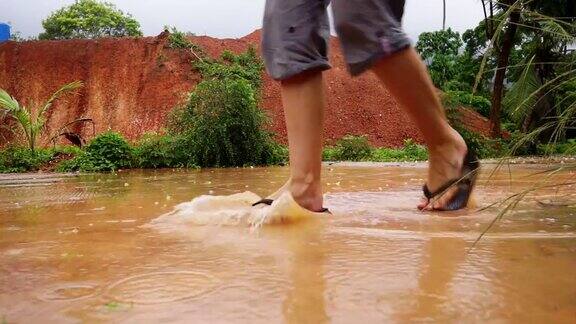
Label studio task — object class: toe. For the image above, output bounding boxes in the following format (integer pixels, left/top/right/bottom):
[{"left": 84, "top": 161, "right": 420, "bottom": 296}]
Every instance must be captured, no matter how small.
[{"left": 417, "top": 197, "right": 430, "bottom": 210}]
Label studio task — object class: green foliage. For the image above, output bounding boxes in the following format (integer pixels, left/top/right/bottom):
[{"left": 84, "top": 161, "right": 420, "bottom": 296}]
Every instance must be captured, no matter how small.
[
  {"left": 133, "top": 132, "right": 181, "bottom": 168},
  {"left": 331, "top": 135, "right": 374, "bottom": 161},
  {"left": 163, "top": 26, "right": 204, "bottom": 55},
  {"left": 416, "top": 28, "right": 462, "bottom": 60},
  {"left": 0, "top": 81, "right": 83, "bottom": 152},
  {"left": 0, "top": 147, "right": 53, "bottom": 173},
  {"left": 460, "top": 128, "right": 503, "bottom": 158},
  {"left": 538, "top": 139, "right": 576, "bottom": 156},
  {"left": 416, "top": 28, "right": 489, "bottom": 92},
  {"left": 322, "top": 137, "right": 428, "bottom": 162},
  {"left": 168, "top": 78, "right": 276, "bottom": 167},
  {"left": 443, "top": 90, "right": 491, "bottom": 117},
  {"left": 61, "top": 131, "right": 133, "bottom": 172},
  {"left": 370, "top": 142, "right": 428, "bottom": 162},
  {"left": 195, "top": 47, "right": 264, "bottom": 91},
  {"left": 39, "top": 0, "right": 142, "bottom": 40}
]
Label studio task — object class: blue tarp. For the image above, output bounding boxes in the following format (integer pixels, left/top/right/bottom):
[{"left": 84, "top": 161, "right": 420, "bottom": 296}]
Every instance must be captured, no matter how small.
[{"left": 0, "top": 23, "right": 11, "bottom": 42}]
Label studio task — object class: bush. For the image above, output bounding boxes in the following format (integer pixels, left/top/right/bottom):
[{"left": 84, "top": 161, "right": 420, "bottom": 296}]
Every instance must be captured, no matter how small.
[
  {"left": 164, "top": 26, "right": 205, "bottom": 55},
  {"left": 194, "top": 47, "right": 264, "bottom": 91},
  {"left": 537, "top": 139, "right": 576, "bottom": 156},
  {"left": 332, "top": 135, "right": 374, "bottom": 161},
  {"left": 133, "top": 133, "right": 181, "bottom": 168},
  {"left": 371, "top": 139, "right": 428, "bottom": 162},
  {"left": 443, "top": 90, "right": 491, "bottom": 118},
  {"left": 60, "top": 131, "right": 133, "bottom": 172},
  {"left": 0, "top": 147, "right": 53, "bottom": 173},
  {"left": 168, "top": 79, "right": 278, "bottom": 167}
]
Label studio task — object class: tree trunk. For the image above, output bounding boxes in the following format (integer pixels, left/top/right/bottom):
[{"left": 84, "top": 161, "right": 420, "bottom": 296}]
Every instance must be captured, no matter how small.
[
  {"left": 442, "top": 0, "right": 446, "bottom": 30},
  {"left": 489, "top": 4, "right": 520, "bottom": 138}
]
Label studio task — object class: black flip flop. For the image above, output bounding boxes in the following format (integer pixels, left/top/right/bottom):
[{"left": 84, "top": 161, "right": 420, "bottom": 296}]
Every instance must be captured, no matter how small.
[
  {"left": 421, "top": 150, "right": 480, "bottom": 211},
  {"left": 252, "top": 199, "right": 331, "bottom": 214}
]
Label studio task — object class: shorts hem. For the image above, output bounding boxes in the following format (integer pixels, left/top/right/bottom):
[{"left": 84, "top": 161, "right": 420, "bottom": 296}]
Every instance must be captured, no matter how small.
[
  {"left": 269, "top": 62, "right": 332, "bottom": 81},
  {"left": 348, "top": 41, "right": 412, "bottom": 77}
]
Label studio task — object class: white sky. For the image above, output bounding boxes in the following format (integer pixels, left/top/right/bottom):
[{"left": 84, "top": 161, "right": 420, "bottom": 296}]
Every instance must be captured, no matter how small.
[{"left": 1, "top": 0, "right": 486, "bottom": 41}]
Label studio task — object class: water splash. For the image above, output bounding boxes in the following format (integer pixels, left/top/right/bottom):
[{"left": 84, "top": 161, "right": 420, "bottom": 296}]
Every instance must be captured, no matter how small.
[{"left": 146, "top": 191, "right": 328, "bottom": 232}]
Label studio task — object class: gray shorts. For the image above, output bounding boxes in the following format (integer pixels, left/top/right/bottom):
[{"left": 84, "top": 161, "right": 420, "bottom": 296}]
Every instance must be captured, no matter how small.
[{"left": 262, "top": 0, "right": 411, "bottom": 80}]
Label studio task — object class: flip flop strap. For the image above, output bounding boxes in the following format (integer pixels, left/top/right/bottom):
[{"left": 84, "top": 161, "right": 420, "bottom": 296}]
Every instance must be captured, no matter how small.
[
  {"left": 252, "top": 199, "right": 331, "bottom": 214},
  {"left": 251, "top": 199, "right": 274, "bottom": 207}
]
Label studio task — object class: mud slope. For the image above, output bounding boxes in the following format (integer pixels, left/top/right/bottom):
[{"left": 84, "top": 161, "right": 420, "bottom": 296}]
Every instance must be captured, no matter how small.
[{"left": 0, "top": 30, "right": 490, "bottom": 147}]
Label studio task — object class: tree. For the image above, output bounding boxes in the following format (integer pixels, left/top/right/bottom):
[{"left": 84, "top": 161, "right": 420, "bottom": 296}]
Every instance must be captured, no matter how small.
[
  {"left": 489, "top": 0, "right": 576, "bottom": 139},
  {"left": 416, "top": 28, "right": 464, "bottom": 89},
  {"left": 39, "top": 0, "right": 142, "bottom": 40},
  {"left": 488, "top": 0, "right": 521, "bottom": 137},
  {"left": 0, "top": 81, "right": 83, "bottom": 152}
]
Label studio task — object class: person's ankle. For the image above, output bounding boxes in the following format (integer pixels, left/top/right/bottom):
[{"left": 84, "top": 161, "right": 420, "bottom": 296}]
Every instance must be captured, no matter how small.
[
  {"left": 290, "top": 176, "right": 323, "bottom": 211},
  {"left": 427, "top": 129, "right": 467, "bottom": 156}
]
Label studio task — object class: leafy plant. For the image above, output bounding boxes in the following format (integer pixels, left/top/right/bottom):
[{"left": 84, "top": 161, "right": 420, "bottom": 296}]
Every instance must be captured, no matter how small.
[
  {"left": 443, "top": 90, "right": 492, "bottom": 117},
  {"left": 163, "top": 26, "right": 206, "bottom": 63},
  {"left": 0, "top": 147, "right": 53, "bottom": 173},
  {"left": 333, "top": 135, "right": 374, "bottom": 161},
  {"left": 0, "top": 81, "right": 83, "bottom": 152},
  {"left": 133, "top": 132, "right": 179, "bottom": 168},
  {"left": 195, "top": 47, "right": 264, "bottom": 91},
  {"left": 39, "top": 0, "right": 142, "bottom": 40},
  {"left": 61, "top": 131, "right": 133, "bottom": 172},
  {"left": 168, "top": 78, "right": 275, "bottom": 167}
]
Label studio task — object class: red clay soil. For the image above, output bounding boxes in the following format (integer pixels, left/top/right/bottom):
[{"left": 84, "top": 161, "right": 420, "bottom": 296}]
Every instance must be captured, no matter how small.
[{"left": 0, "top": 30, "right": 490, "bottom": 148}]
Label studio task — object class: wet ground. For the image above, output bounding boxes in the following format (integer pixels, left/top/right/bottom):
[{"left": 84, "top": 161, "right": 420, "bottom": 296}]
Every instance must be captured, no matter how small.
[{"left": 1, "top": 163, "right": 575, "bottom": 323}]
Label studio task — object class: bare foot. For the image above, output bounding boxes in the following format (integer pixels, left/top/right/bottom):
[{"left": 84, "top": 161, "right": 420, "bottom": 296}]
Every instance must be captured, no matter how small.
[
  {"left": 290, "top": 178, "right": 324, "bottom": 212},
  {"left": 418, "top": 130, "right": 468, "bottom": 211}
]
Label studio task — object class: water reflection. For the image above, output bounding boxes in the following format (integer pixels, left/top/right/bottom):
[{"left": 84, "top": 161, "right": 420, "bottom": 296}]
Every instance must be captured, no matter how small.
[{"left": 282, "top": 222, "right": 329, "bottom": 324}]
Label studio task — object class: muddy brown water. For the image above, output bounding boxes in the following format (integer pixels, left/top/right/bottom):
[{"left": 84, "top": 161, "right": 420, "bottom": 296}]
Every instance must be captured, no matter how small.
[{"left": 0, "top": 163, "right": 575, "bottom": 323}]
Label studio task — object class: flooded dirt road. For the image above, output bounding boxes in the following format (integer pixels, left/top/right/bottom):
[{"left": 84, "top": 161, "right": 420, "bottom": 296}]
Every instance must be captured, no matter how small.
[{"left": 1, "top": 163, "right": 575, "bottom": 323}]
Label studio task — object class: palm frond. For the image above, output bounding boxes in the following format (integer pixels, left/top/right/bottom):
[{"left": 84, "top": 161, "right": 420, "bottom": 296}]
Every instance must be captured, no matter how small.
[
  {"left": 540, "top": 19, "right": 575, "bottom": 44},
  {"left": 503, "top": 55, "right": 541, "bottom": 122},
  {"left": 0, "top": 89, "right": 22, "bottom": 113},
  {"left": 39, "top": 81, "right": 83, "bottom": 117}
]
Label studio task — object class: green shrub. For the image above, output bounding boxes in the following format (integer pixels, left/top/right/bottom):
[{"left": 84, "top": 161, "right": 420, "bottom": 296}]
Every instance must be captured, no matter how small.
[
  {"left": 322, "top": 147, "right": 339, "bottom": 161},
  {"left": 61, "top": 131, "right": 133, "bottom": 172},
  {"left": 537, "top": 139, "right": 576, "bottom": 156},
  {"left": 168, "top": 79, "right": 278, "bottom": 167},
  {"left": 133, "top": 132, "right": 180, "bottom": 168},
  {"left": 371, "top": 139, "right": 428, "bottom": 162},
  {"left": 0, "top": 147, "right": 53, "bottom": 173},
  {"left": 443, "top": 90, "right": 491, "bottom": 118},
  {"left": 194, "top": 47, "right": 263, "bottom": 91},
  {"left": 332, "top": 135, "right": 374, "bottom": 161},
  {"left": 164, "top": 26, "right": 204, "bottom": 55},
  {"left": 459, "top": 128, "right": 504, "bottom": 158}
]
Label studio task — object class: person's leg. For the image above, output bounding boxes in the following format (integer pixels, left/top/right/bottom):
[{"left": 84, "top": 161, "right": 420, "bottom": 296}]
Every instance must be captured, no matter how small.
[
  {"left": 261, "top": 0, "right": 331, "bottom": 211},
  {"left": 281, "top": 71, "right": 326, "bottom": 212},
  {"left": 371, "top": 48, "right": 467, "bottom": 210},
  {"left": 332, "top": 0, "right": 472, "bottom": 210}
]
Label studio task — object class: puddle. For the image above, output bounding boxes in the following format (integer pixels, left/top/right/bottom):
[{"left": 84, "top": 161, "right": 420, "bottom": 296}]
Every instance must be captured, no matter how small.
[
  {"left": 105, "top": 271, "right": 220, "bottom": 304},
  {"left": 0, "top": 163, "right": 575, "bottom": 323}
]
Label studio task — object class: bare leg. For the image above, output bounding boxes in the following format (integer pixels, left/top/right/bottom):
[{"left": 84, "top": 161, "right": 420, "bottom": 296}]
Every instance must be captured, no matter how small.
[
  {"left": 280, "top": 70, "right": 325, "bottom": 212},
  {"left": 371, "top": 48, "right": 468, "bottom": 210}
]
